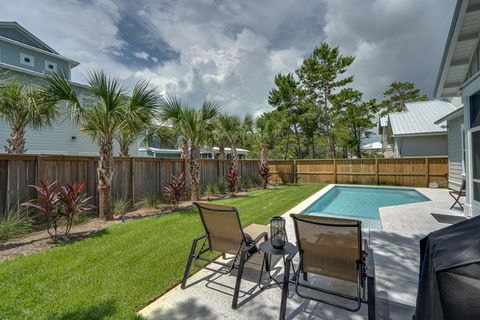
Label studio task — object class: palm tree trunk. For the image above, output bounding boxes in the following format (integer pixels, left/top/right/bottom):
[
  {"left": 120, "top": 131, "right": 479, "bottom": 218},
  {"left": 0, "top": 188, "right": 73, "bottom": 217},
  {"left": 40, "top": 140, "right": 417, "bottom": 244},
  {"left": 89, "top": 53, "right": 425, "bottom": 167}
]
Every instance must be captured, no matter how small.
[
  {"left": 189, "top": 144, "right": 200, "bottom": 201},
  {"left": 118, "top": 143, "right": 129, "bottom": 157},
  {"left": 219, "top": 146, "right": 225, "bottom": 160},
  {"left": 5, "top": 124, "right": 26, "bottom": 154},
  {"left": 98, "top": 137, "right": 114, "bottom": 220},
  {"left": 231, "top": 142, "right": 238, "bottom": 172}
]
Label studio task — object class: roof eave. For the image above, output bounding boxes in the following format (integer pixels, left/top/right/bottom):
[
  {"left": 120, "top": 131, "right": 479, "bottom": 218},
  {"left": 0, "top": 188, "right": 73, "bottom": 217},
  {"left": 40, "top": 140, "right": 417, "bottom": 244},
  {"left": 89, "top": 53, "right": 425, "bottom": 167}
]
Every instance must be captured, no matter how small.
[{"left": 434, "top": 105, "right": 464, "bottom": 124}]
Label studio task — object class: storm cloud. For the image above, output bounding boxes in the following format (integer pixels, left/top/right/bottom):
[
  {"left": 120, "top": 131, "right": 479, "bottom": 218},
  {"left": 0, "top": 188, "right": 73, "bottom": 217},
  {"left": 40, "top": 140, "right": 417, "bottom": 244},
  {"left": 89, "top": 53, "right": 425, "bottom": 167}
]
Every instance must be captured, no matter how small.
[{"left": 0, "top": 0, "right": 456, "bottom": 116}]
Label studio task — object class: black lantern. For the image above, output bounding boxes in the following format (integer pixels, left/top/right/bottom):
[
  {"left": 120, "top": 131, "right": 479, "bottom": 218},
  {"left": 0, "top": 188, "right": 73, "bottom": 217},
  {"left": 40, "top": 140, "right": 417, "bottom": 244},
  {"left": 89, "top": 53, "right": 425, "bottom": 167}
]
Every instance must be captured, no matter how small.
[{"left": 270, "top": 216, "right": 286, "bottom": 249}]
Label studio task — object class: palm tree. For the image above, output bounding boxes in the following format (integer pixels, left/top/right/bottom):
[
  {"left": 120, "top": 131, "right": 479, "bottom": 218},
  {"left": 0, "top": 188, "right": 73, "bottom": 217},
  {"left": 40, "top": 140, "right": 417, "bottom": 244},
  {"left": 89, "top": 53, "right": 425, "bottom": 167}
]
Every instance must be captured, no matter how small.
[
  {"left": 217, "top": 113, "right": 253, "bottom": 171},
  {"left": 159, "top": 96, "right": 218, "bottom": 201},
  {"left": 114, "top": 80, "right": 161, "bottom": 157},
  {"left": 0, "top": 81, "right": 57, "bottom": 153},
  {"left": 42, "top": 70, "right": 160, "bottom": 220}
]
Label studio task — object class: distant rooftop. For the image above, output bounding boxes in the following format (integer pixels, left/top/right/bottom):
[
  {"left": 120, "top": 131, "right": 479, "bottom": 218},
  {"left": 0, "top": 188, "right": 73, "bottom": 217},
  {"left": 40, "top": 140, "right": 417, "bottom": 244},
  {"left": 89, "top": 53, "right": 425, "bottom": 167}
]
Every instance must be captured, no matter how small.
[{"left": 389, "top": 100, "right": 457, "bottom": 137}]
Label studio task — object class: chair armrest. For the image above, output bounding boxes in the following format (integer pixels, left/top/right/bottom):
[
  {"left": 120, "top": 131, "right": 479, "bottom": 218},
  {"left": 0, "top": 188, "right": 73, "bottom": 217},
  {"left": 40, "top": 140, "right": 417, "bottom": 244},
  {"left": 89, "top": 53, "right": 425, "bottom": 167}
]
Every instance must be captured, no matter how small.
[
  {"left": 252, "top": 231, "right": 268, "bottom": 244},
  {"left": 285, "top": 247, "right": 299, "bottom": 263}
]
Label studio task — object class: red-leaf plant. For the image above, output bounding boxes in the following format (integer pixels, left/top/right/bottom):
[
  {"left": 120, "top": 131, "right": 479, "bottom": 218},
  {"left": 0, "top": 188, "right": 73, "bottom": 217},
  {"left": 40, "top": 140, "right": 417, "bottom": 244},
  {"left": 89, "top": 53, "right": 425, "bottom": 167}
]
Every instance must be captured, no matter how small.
[
  {"left": 225, "top": 167, "right": 239, "bottom": 195},
  {"left": 258, "top": 160, "right": 271, "bottom": 189},
  {"left": 22, "top": 181, "right": 61, "bottom": 240},
  {"left": 57, "top": 182, "right": 93, "bottom": 237},
  {"left": 164, "top": 171, "right": 186, "bottom": 211},
  {"left": 23, "top": 181, "right": 92, "bottom": 241}
]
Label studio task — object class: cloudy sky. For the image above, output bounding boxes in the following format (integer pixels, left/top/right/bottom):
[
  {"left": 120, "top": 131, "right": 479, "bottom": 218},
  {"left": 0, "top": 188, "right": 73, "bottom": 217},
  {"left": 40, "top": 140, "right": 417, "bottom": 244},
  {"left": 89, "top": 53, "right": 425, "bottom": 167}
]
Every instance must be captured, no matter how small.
[{"left": 1, "top": 0, "right": 456, "bottom": 117}]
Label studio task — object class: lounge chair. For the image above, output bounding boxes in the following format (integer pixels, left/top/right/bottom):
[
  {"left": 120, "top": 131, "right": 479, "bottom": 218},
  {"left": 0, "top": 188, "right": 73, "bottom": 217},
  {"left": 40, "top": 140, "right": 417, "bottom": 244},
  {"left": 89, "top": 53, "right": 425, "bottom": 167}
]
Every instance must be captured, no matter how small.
[
  {"left": 279, "top": 214, "right": 375, "bottom": 320},
  {"left": 181, "top": 202, "right": 269, "bottom": 309},
  {"left": 450, "top": 178, "right": 466, "bottom": 210}
]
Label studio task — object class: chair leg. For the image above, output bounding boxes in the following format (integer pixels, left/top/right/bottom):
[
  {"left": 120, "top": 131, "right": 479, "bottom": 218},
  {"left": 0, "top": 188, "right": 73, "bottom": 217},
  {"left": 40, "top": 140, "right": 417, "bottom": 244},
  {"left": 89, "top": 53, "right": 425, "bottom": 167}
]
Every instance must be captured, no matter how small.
[
  {"left": 232, "top": 249, "right": 247, "bottom": 309},
  {"left": 181, "top": 238, "right": 199, "bottom": 289},
  {"left": 303, "top": 272, "right": 307, "bottom": 281},
  {"left": 279, "top": 258, "right": 291, "bottom": 320},
  {"left": 367, "top": 275, "right": 376, "bottom": 320}
]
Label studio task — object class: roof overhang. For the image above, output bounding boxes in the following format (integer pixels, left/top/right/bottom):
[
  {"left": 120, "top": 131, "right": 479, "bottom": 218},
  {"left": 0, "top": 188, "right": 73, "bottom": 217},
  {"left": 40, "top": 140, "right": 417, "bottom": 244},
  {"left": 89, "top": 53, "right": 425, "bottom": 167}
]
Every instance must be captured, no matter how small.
[
  {"left": 0, "top": 21, "right": 58, "bottom": 54},
  {"left": 434, "top": 0, "right": 480, "bottom": 98},
  {"left": 393, "top": 132, "right": 447, "bottom": 138},
  {"left": 434, "top": 105, "right": 465, "bottom": 124}
]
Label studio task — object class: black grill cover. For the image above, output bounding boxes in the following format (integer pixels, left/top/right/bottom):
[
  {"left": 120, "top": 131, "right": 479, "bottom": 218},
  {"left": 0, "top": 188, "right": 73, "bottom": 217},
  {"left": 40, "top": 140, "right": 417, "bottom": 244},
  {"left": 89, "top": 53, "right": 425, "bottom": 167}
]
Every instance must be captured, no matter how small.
[{"left": 415, "top": 215, "right": 480, "bottom": 320}]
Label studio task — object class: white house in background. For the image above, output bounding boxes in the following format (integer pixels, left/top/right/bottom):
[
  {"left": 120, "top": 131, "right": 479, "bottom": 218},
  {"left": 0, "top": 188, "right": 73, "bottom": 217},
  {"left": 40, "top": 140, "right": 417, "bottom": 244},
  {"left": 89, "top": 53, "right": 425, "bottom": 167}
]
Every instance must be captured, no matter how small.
[
  {"left": 360, "top": 141, "right": 383, "bottom": 152},
  {"left": 434, "top": 0, "right": 480, "bottom": 217},
  {"left": 0, "top": 21, "right": 139, "bottom": 156},
  {"left": 139, "top": 145, "right": 249, "bottom": 159},
  {"left": 385, "top": 100, "right": 457, "bottom": 157}
]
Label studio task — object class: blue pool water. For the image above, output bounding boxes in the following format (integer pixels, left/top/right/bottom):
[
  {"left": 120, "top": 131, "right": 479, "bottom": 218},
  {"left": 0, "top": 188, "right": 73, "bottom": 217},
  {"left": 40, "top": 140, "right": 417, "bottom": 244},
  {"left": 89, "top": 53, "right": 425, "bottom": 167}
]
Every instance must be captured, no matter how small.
[{"left": 303, "top": 186, "right": 430, "bottom": 229}]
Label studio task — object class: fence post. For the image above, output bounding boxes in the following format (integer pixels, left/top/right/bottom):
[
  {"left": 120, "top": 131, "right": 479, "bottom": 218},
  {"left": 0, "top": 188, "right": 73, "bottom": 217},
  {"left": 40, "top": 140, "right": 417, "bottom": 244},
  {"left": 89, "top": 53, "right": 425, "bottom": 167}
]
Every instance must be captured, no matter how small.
[
  {"left": 425, "top": 157, "right": 430, "bottom": 187},
  {"left": 333, "top": 159, "right": 337, "bottom": 184},
  {"left": 293, "top": 159, "right": 298, "bottom": 183},
  {"left": 130, "top": 157, "right": 136, "bottom": 204},
  {"left": 375, "top": 158, "right": 379, "bottom": 185}
]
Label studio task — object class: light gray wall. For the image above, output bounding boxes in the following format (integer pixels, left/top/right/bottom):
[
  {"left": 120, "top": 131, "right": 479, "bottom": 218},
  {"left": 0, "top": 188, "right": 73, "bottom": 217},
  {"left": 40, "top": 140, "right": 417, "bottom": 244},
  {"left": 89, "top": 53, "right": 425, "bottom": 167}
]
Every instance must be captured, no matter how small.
[
  {"left": 0, "top": 67, "right": 139, "bottom": 156},
  {"left": 0, "top": 39, "right": 70, "bottom": 78},
  {"left": 447, "top": 114, "right": 464, "bottom": 189},
  {"left": 394, "top": 135, "right": 448, "bottom": 157}
]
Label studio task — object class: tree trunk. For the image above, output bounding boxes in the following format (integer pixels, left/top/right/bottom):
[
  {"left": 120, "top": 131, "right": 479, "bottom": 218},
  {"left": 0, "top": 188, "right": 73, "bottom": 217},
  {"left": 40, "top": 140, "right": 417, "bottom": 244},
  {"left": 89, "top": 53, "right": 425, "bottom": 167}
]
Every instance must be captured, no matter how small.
[
  {"left": 118, "top": 143, "right": 129, "bottom": 157},
  {"left": 231, "top": 142, "right": 238, "bottom": 172},
  {"left": 98, "top": 137, "right": 114, "bottom": 220},
  {"left": 219, "top": 146, "right": 225, "bottom": 160},
  {"left": 292, "top": 123, "right": 303, "bottom": 158},
  {"left": 189, "top": 144, "right": 200, "bottom": 201},
  {"left": 259, "top": 145, "right": 269, "bottom": 188},
  {"left": 284, "top": 132, "right": 290, "bottom": 160},
  {"left": 5, "top": 124, "right": 26, "bottom": 154}
]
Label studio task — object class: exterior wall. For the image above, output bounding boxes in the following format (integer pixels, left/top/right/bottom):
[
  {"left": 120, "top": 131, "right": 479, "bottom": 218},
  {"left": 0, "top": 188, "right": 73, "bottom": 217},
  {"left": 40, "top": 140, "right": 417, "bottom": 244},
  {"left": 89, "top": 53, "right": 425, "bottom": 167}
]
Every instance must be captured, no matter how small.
[
  {"left": 0, "top": 68, "right": 139, "bottom": 156},
  {"left": 462, "top": 73, "right": 480, "bottom": 217},
  {"left": 394, "top": 135, "right": 448, "bottom": 157},
  {"left": 0, "top": 39, "right": 70, "bottom": 78},
  {"left": 446, "top": 114, "right": 464, "bottom": 189}
]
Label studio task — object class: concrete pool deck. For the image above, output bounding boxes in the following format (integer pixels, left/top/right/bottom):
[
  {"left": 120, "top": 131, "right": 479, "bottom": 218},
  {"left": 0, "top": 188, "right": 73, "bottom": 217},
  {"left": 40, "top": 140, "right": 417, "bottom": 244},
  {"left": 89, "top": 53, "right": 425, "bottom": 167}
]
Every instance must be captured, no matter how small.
[{"left": 139, "top": 185, "right": 465, "bottom": 320}]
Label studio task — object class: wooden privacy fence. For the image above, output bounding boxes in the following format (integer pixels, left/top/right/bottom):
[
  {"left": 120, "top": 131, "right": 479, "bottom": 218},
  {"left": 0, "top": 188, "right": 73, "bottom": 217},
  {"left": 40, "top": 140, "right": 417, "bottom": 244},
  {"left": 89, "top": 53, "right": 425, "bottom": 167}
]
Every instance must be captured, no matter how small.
[
  {"left": 0, "top": 154, "right": 260, "bottom": 214},
  {"left": 269, "top": 157, "right": 448, "bottom": 187},
  {"left": 0, "top": 154, "right": 448, "bottom": 215}
]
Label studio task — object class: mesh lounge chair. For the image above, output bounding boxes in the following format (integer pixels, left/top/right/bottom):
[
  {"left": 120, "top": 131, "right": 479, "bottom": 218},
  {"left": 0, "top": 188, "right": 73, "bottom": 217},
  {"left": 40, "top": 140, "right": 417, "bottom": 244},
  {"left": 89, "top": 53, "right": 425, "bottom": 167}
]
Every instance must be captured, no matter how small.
[
  {"left": 450, "top": 178, "right": 466, "bottom": 210},
  {"left": 279, "top": 214, "right": 375, "bottom": 320},
  {"left": 181, "top": 202, "right": 269, "bottom": 309}
]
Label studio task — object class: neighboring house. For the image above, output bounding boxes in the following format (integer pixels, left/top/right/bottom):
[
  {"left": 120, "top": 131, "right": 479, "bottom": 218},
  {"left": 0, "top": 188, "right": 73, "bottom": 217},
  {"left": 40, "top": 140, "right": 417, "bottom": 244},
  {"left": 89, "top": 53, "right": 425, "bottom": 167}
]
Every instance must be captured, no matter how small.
[
  {"left": 138, "top": 143, "right": 249, "bottom": 159},
  {"left": 386, "top": 100, "right": 457, "bottom": 157},
  {"left": 0, "top": 21, "right": 139, "bottom": 156},
  {"left": 360, "top": 141, "right": 383, "bottom": 153},
  {"left": 434, "top": 0, "right": 480, "bottom": 217}
]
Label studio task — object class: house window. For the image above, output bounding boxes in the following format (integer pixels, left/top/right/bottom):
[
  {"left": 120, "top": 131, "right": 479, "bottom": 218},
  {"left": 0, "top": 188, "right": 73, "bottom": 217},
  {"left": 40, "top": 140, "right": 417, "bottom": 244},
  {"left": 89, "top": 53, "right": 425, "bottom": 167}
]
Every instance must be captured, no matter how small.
[
  {"left": 470, "top": 92, "right": 480, "bottom": 202},
  {"left": 20, "top": 53, "right": 34, "bottom": 67},
  {"left": 44, "top": 60, "right": 57, "bottom": 72}
]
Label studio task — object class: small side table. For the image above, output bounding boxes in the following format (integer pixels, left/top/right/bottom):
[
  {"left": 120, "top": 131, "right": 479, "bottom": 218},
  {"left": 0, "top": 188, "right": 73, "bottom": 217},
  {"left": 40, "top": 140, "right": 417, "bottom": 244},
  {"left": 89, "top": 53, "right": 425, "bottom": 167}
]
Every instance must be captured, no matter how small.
[{"left": 258, "top": 241, "right": 298, "bottom": 290}]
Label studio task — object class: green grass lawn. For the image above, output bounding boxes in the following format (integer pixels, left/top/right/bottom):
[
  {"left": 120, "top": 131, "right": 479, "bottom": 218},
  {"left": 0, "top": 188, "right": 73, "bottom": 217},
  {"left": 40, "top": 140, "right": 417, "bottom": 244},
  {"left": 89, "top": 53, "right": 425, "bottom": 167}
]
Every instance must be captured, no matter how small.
[{"left": 0, "top": 184, "right": 323, "bottom": 320}]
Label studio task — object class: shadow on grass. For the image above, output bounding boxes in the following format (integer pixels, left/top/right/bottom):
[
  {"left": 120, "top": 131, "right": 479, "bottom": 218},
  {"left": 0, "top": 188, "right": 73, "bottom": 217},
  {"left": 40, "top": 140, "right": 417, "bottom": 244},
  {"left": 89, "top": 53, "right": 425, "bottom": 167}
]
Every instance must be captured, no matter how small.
[{"left": 48, "top": 299, "right": 117, "bottom": 320}]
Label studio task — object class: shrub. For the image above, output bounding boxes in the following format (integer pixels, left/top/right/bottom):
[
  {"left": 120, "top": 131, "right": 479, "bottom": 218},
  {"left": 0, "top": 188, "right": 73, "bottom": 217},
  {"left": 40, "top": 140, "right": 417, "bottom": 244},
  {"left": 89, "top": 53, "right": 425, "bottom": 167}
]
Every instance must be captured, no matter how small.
[
  {"left": 139, "top": 193, "right": 163, "bottom": 209},
  {"left": 204, "top": 181, "right": 219, "bottom": 196},
  {"left": 113, "top": 197, "right": 130, "bottom": 217},
  {"left": 216, "top": 180, "right": 226, "bottom": 194},
  {"left": 258, "top": 161, "right": 271, "bottom": 189},
  {"left": 57, "top": 183, "right": 92, "bottom": 237},
  {"left": 225, "top": 167, "right": 239, "bottom": 195},
  {"left": 164, "top": 171, "right": 186, "bottom": 211},
  {"left": 0, "top": 205, "right": 33, "bottom": 241},
  {"left": 23, "top": 181, "right": 61, "bottom": 240},
  {"left": 251, "top": 176, "right": 262, "bottom": 187},
  {"left": 23, "top": 181, "right": 92, "bottom": 241}
]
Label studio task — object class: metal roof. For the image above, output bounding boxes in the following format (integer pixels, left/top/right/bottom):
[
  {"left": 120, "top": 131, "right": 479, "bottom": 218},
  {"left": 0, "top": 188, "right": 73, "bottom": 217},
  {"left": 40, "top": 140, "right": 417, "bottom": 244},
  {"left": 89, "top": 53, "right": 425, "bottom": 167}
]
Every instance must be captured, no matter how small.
[
  {"left": 360, "top": 141, "right": 382, "bottom": 150},
  {"left": 389, "top": 100, "right": 457, "bottom": 136},
  {"left": 434, "top": 0, "right": 480, "bottom": 97}
]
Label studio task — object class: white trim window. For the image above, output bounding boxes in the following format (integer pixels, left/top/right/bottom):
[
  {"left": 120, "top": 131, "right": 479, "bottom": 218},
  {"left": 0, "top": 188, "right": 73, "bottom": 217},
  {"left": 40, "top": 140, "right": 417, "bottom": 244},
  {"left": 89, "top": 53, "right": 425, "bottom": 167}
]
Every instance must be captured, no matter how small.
[
  {"left": 470, "top": 92, "right": 480, "bottom": 203},
  {"left": 20, "top": 53, "right": 34, "bottom": 67},
  {"left": 44, "top": 60, "right": 57, "bottom": 72}
]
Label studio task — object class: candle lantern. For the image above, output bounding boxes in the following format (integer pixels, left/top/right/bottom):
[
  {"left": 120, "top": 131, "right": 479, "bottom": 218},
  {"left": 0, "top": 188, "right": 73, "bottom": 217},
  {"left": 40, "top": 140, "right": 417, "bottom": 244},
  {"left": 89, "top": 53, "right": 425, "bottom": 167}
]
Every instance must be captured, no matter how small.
[{"left": 270, "top": 216, "right": 286, "bottom": 249}]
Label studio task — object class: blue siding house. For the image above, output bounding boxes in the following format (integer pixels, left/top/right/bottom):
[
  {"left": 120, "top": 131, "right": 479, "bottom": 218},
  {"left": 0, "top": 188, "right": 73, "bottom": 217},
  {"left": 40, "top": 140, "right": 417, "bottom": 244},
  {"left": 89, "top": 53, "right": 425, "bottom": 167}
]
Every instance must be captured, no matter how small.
[{"left": 0, "top": 21, "right": 140, "bottom": 156}]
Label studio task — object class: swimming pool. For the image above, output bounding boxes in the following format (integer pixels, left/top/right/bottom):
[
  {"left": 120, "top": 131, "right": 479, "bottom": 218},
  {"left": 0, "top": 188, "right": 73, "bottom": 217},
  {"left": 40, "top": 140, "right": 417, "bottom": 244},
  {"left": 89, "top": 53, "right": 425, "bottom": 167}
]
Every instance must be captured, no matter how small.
[{"left": 303, "top": 185, "right": 430, "bottom": 229}]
